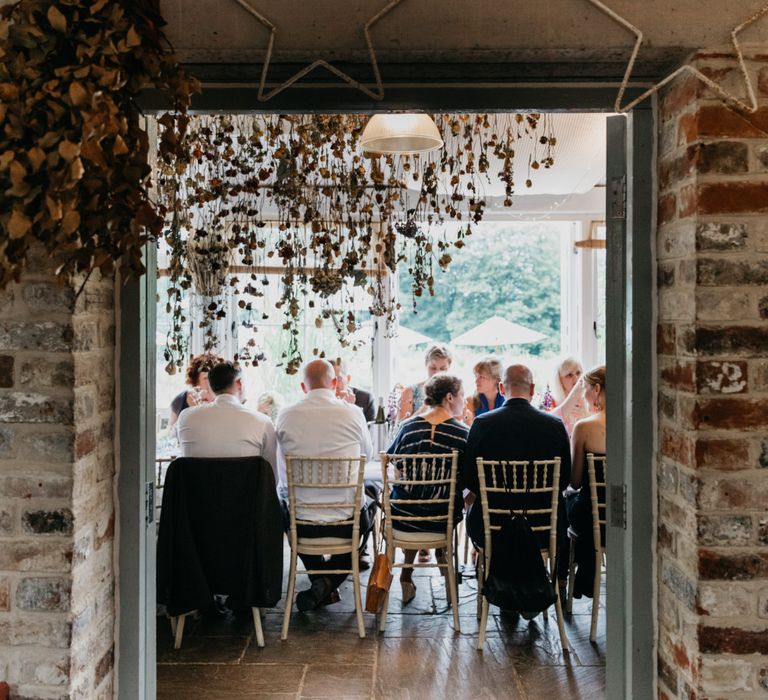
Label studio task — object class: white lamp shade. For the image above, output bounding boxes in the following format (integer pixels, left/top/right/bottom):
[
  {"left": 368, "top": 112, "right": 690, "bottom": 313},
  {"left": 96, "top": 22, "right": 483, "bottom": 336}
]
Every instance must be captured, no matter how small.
[{"left": 360, "top": 114, "right": 443, "bottom": 155}]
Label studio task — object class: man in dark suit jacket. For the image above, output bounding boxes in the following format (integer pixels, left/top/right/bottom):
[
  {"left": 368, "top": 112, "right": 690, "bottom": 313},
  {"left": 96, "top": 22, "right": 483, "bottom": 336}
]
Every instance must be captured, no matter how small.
[
  {"left": 330, "top": 358, "right": 376, "bottom": 422},
  {"left": 462, "top": 364, "right": 572, "bottom": 580}
]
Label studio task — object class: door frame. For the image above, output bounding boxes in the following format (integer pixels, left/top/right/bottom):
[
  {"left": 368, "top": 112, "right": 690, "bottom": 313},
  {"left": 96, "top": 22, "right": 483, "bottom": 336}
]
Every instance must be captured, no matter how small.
[{"left": 117, "top": 83, "right": 656, "bottom": 699}]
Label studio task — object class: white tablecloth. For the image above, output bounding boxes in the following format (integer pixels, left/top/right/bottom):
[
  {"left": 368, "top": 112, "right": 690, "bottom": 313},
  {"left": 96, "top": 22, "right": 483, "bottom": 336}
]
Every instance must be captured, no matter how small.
[{"left": 365, "top": 459, "right": 384, "bottom": 484}]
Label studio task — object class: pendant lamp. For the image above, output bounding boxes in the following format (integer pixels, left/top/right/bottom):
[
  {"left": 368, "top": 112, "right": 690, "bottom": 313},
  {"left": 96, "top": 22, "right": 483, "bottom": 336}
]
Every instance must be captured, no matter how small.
[{"left": 360, "top": 113, "right": 443, "bottom": 155}]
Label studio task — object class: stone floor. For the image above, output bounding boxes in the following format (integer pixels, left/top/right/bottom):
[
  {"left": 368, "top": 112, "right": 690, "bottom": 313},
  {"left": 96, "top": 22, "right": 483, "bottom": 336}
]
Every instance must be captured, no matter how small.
[{"left": 157, "top": 550, "right": 605, "bottom": 700}]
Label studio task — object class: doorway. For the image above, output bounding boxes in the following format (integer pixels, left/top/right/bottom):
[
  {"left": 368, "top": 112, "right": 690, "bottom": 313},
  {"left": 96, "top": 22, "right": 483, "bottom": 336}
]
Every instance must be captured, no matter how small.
[{"left": 118, "top": 86, "right": 655, "bottom": 699}]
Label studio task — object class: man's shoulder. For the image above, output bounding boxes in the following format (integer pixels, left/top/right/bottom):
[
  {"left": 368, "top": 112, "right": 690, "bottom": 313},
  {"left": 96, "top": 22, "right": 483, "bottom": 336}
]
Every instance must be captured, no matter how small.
[
  {"left": 192, "top": 400, "right": 271, "bottom": 426},
  {"left": 474, "top": 401, "right": 564, "bottom": 430},
  {"left": 177, "top": 401, "right": 212, "bottom": 425},
  {"left": 278, "top": 395, "right": 361, "bottom": 420},
  {"left": 238, "top": 404, "right": 273, "bottom": 427}
]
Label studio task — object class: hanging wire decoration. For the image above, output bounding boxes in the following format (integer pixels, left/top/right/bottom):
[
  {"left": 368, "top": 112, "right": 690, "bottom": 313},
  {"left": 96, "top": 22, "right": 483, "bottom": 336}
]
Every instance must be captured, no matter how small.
[
  {"left": 587, "top": 0, "right": 768, "bottom": 114},
  {"left": 230, "top": 0, "right": 407, "bottom": 102},
  {"left": 158, "top": 113, "right": 559, "bottom": 374}
]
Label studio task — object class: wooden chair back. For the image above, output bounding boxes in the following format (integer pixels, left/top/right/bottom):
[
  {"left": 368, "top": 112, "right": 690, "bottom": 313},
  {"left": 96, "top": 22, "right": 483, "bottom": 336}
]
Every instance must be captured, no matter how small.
[{"left": 381, "top": 451, "right": 459, "bottom": 544}]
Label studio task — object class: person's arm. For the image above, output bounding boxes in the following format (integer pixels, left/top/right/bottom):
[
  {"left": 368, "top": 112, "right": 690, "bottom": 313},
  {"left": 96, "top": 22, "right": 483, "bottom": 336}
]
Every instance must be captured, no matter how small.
[
  {"left": 463, "top": 397, "right": 475, "bottom": 427},
  {"left": 398, "top": 386, "right": 414, "bottom": 422},
  {"left": 569, "top": 421, "right": 586, "bottom": 489},
  {"left": 461, "top": 422, "right": 482, "bottom": 495},
  {"left": 558, "top": 376, "right": 585, "bottom": 417},
  {"left": 358, "top": 410, "right": 374, "bottom": 461},
  {"left": 262, "top": 420, "right": 278, "bottom": 487},
  {"left": 274, "top": 414, "right": 288, "bottom": 497}
]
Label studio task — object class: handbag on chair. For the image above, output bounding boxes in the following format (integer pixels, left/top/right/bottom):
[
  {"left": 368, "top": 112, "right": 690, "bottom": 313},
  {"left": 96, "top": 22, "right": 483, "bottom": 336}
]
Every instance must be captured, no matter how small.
[
  {"left": 364, "top": 552, "right": 393, "bottom": 613},
  {"left": 483, "top": 513, "right": 556, "bottom": 613}
]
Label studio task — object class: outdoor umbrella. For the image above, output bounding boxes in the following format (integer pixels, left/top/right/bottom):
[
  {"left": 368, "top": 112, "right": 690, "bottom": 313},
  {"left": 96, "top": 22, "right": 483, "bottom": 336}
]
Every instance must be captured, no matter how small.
[
  {"left": 347, "top": 322, "right": 432, "bottom": 347},
  {"left": 395, "top": 325, "right": 433, "bottom": 346},
  {"left": 451, "top": 315, "right": 546, "bottom": 347}
]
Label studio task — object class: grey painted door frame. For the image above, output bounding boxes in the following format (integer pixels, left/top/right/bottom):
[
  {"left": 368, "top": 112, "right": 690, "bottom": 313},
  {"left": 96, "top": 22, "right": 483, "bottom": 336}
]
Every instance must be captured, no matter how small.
[{"left": 118, "top": 83, "right": 655, "bottom": 699}]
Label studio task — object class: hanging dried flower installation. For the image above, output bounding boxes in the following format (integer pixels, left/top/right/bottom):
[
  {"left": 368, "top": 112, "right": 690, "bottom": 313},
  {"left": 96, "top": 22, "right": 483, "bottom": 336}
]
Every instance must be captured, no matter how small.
[
  {"left": 160, "top": 113, "right": 558, "bottom": 374},
  {"left": 0, "top": 0, "right": 198, "bottom": 289}
]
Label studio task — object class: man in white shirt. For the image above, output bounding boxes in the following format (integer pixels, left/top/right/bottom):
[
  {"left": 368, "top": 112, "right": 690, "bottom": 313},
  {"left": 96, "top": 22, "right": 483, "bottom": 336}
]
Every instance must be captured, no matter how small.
[
  {"left": 177, "top": 362, "right": 278, "bottom": 483},
  {"left": 275, "top": 359, "right": 375, "bottom": 611}
]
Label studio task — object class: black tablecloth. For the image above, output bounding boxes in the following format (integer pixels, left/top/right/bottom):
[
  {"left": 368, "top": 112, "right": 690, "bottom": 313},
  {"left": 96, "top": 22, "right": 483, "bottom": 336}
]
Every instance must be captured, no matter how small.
[{"left": 157, "top": 456, "right": 283, "bottom": 616}]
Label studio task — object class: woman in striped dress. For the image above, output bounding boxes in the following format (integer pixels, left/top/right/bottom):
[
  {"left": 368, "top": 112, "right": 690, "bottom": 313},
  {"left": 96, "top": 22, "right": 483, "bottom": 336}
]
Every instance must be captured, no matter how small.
[{"left": 386, "top": 373, "right": 468, "bottom": 604}]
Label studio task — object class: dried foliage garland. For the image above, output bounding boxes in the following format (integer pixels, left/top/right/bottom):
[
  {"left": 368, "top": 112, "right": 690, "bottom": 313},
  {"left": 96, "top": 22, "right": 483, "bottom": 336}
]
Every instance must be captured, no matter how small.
[
  {"left": 0, "top": 0, "right": 198, "bottom": 288},
  {"left": 160, "top": 113, "right": 558, "bottom": 375}
]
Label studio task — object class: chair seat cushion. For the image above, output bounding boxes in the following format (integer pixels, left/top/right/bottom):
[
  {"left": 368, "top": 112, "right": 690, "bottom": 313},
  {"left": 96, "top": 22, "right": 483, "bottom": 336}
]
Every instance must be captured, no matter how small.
[
  {"left": 297, "top": 536, "right": 352, "bottom": 547},
  {"left": 392, "top": 528, "right": 447, "bottom": 544}
]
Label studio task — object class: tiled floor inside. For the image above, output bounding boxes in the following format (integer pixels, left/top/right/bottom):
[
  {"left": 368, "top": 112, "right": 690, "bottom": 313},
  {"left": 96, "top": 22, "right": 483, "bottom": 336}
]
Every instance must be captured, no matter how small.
[{"left": 157, "top": 547, "right": 605, "bottom": 699}]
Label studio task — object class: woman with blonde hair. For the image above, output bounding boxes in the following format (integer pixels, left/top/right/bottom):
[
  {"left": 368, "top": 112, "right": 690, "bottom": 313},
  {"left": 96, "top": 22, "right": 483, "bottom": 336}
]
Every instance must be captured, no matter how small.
[
  {"left": 464, "top": 356, "right": 504, "bottom": 426},
  {"left": 546, "top": 356, "right": 589, "bottom": 436},
  {"left": 566, "top": 365, "right": 606, "bottom": 599},
  {"left": 396, "top": 343, "right": 453, "bottom": 423}
]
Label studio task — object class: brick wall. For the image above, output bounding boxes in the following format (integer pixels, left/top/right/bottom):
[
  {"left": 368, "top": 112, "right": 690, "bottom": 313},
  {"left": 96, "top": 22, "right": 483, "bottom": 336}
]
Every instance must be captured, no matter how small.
[
  {"left": 0, "top": 248, "right": 116, "bottom": 699},
  {"left": 657, "top": 54, "right": 768, "bottom": 699}
]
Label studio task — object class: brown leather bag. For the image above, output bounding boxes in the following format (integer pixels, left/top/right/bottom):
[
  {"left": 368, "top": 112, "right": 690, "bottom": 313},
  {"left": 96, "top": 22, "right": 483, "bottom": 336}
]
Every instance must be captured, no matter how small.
[{"left": 364, "top": 553, "right": 393, "bottom": 613}]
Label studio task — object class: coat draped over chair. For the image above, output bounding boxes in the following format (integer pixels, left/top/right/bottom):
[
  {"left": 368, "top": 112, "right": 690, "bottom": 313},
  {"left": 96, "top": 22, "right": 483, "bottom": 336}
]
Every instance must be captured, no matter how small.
[{"left": 157, "top": 456, "right": 283, "bottom": 617}]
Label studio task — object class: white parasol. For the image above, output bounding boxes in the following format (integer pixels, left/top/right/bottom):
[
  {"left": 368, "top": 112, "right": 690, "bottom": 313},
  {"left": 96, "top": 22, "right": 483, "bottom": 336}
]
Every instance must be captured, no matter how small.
[
  {"left": 394, "top": 325, "right": 433, "bottom": 346},
  {"left": 451, "top": 316, "right": 546, "bottom": 347}
]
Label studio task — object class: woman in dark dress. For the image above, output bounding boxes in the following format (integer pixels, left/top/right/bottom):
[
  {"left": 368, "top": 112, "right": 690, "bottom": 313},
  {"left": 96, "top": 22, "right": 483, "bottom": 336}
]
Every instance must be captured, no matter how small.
[
  {"left": 168, "top": 353, "right": 223, "bottom": 428},
  {"left": 387, "top": 373, "right": 468, "bottom": 604},
  {"left": 565, "top": 365, "right": 606, "bottom": 599}
]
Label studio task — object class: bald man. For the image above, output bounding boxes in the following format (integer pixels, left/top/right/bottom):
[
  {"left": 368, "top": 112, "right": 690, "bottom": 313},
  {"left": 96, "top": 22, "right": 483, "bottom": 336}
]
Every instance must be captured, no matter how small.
[
  {"left": 462, "top": 364, "right": 571, "bottom": 581},
  {"left": 275, "top": 359, "right": 374, "bottom": 611}
]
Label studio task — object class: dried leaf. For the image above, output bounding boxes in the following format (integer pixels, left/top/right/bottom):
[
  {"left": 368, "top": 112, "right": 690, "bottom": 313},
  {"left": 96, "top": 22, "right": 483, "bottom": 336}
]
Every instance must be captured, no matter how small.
[
  {"left": 8, "top": 160, "right": 29, "bottom": 196},
  {"left": 90, "top": 0, "right": 108, "bottom": 14},
  {"left": 27, "top": 147, "right": 46, "bottom": 171},
  {"left": 8, "top": 209, "right": 32, "bottom": 238},
  {"left": 47, "top": 6, "right": 67, "bottom": 33},
  {"left": 80, "top": 140, "right": 107, "bottom": 168},
  {"left": 112, "top": 135, "right": 128, "bottom": 156},
  {"left": 46, "top": 195, "right": 63, "bottom": 221},
  {"left": 68, "top": 81, "right": 88, "bottom": 107},
  {"left": 61, "top": 210, "right": 81, "bottom": 235},
  {"left": 126, "top": 26, "right": 141, "bottom": 48},
  {"left": 58, "top": 140, "right": 80, "bottom": 161},
  {"left": 70, "top": 157, "right": 84, "bottom": 181}
]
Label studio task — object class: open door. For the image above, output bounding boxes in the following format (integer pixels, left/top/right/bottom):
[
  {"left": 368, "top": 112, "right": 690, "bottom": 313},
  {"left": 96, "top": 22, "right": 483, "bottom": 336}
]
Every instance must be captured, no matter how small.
[
  {"left": 605, "top": 112, "right": 655, "bottom": 699},
  {"left": 117, "top": 246, "right": 157, "bottom": 699},
  {"left": 116, "top": 135, "right": 158, "bottom": 698}
]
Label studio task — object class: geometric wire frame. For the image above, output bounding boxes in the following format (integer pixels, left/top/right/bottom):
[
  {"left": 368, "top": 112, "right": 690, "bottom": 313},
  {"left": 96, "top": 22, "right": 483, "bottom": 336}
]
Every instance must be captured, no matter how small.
[
  {"left": 231, "top": 0, "right": 408, "bottom": 102},
  {"left": 586, "top": 0, "right": 768, "bottom": 114}
]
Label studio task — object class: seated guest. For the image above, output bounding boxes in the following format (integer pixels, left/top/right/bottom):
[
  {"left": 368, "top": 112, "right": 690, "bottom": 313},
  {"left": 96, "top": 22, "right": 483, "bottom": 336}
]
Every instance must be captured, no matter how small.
[
  {"left": 275, "top": 359, "right": 375, "bottom": 611},
  {"left": 176, "top": 361, "right": 278, "bottom": 484},
  {"left": 463, "top": 364, "right": 571, "bottom": 592},
  {"left": 464, "top": 356, "right": 505, "bottom": 426},
  {"left": 545, "top": 356, "right": 589, "bottom": 437},
  {"left": 387, "top": 373, "right": 468, "bottom": 604},
  {"left": 330, "top": 357, "right": 376, "bottom": 422},
  {"left": 169, "top": 353, "right": 223, "bottom": 428},
  {"left": 565, "top": 365, "right": 606, "bottom": 599},
  {"left": 397, "top": 343, "right": 453, "bottom": 424}
]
